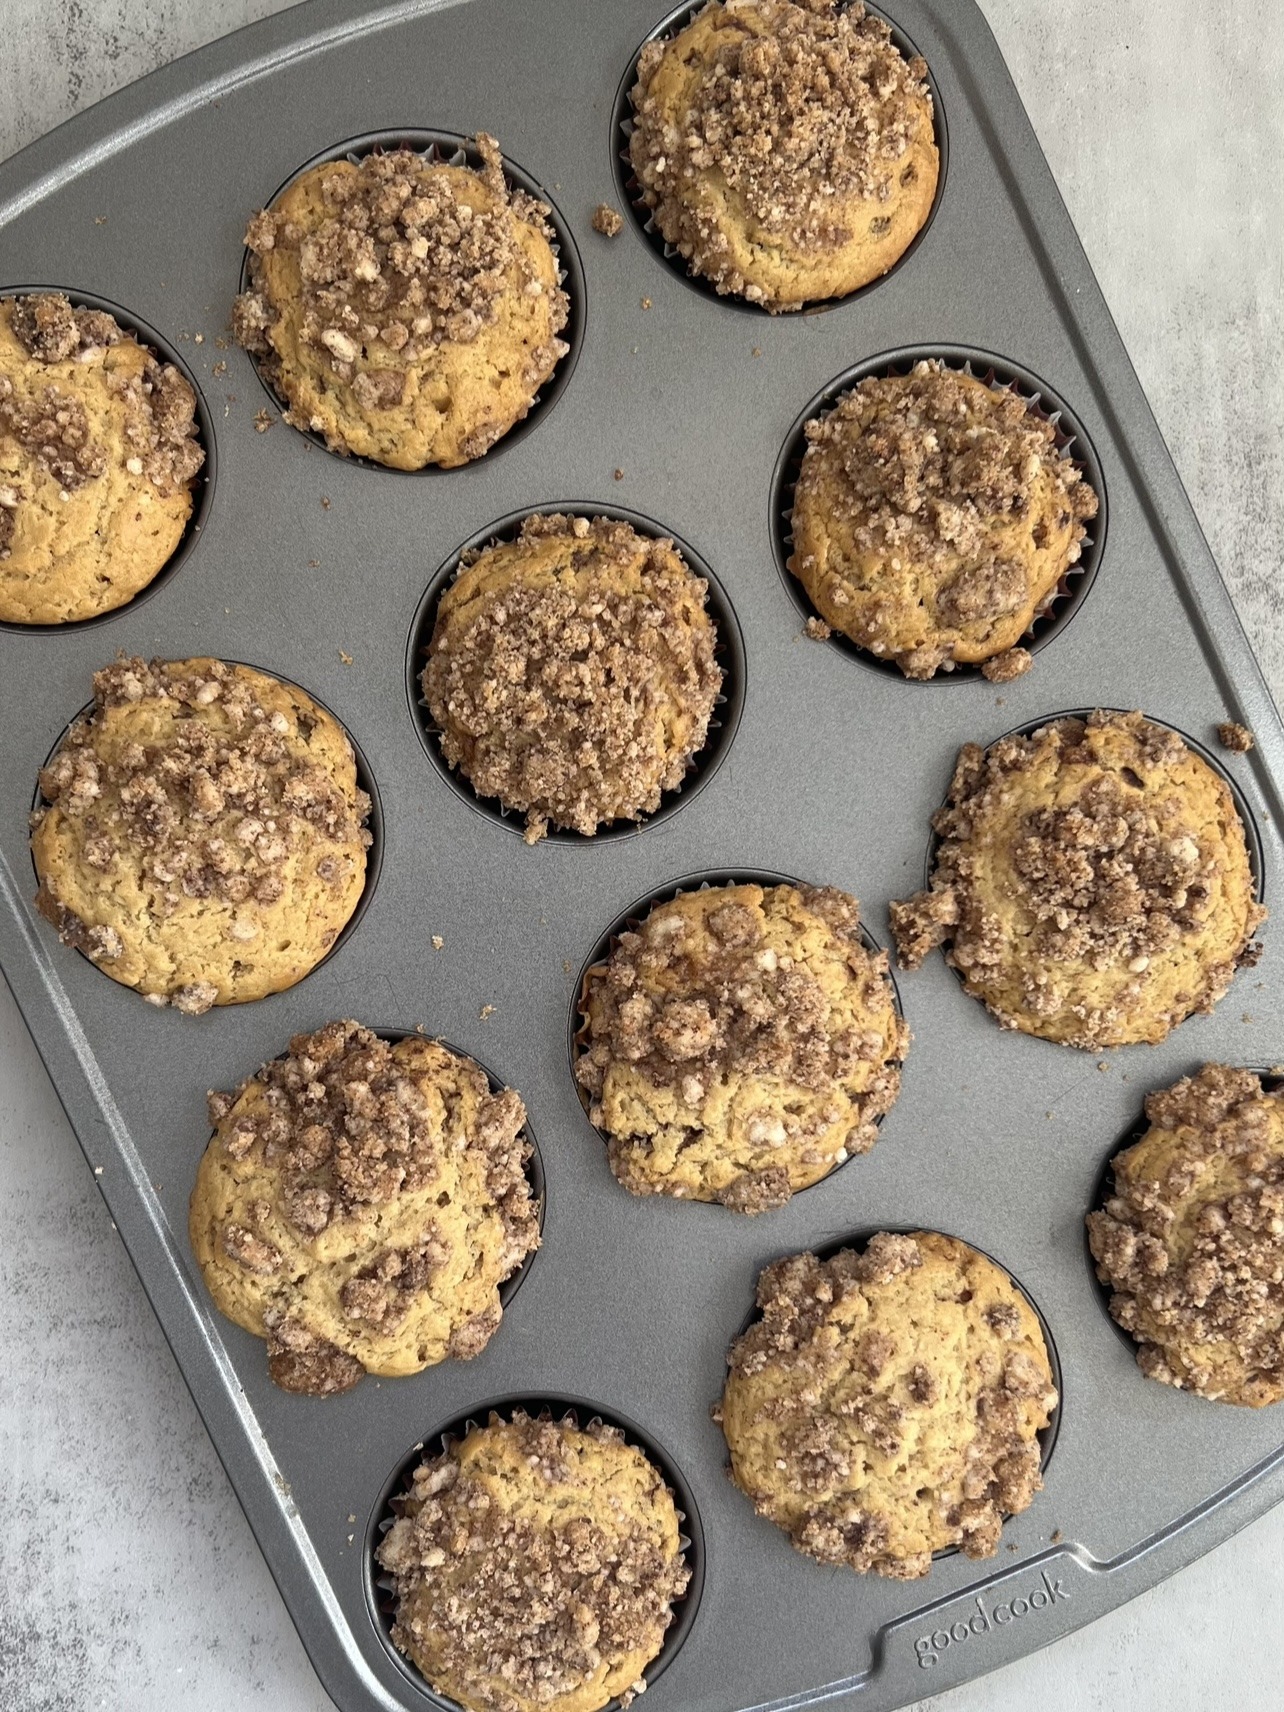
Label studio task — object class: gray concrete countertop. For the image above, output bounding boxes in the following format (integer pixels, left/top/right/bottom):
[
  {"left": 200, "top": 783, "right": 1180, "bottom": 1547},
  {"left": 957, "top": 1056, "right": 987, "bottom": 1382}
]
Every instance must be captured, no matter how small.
[{"left": 2, "top": 2, "right": 1282, "bottom": 1709}]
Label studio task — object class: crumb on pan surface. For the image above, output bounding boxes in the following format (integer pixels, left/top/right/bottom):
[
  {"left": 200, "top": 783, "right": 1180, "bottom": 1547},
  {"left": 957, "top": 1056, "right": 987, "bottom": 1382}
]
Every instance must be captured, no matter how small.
[
  {"left": 1217, "top": 720, "right": 1254, "bottom": 753},
  {"left": 628, "top": 0, "right": 938, "bottom": 310},
  {"left": 717, "top": 1232, "right": 1057, "bottom": 1577},
  {"left": 789, "top": 362, "right": 1097, "bottom": 678},
  {"left": 31, "top": 657, "right": 371, "bottom": 1012},
  {"left": 377, "top": 1411, "right": 690, "bottom": 1712},
  {"left": 423, "top": 513, "right": 722, "bottom": 841},
  {"left": 1088, "top": 1063, "right": 1284, "bottom": 1406},
  {"left": 591, "top": 203, "right": 624, "bottom": 237},
  {"left": 233, "top": 136, "right": 569, "bottom": 468},
  {"left": 190, "top": 1021, "right": 539, "bottom": 1395},
  {"left": 889, "top": 710, "right": 1264, "bottom": 1049},
  {"left": 0, "top": 293, "right": 203, "bottom": 624},
  {"left": 575, "top": 881, "right": 907, "bottom": 1211}
]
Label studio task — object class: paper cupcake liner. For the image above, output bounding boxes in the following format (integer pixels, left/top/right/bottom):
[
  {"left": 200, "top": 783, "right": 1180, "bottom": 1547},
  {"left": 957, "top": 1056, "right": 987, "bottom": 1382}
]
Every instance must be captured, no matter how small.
[
  {"left": 772, "top": 348, "right": 1108, "bottom": 681},
  {"left": 611, "top": 1, "right": 949, "bottom": 314},
  {"left": 237, "top": 129, "right": 583, "bottom": 472},
  {"left": 405, "top": 504, "right": 746, "bottom": 844},
  {"left": 0, "top": 283, "right": 215, "bottom": 636},
  {"left": 1086, "top": 1067, "right": 1283, "bottom": 1358},
  {"left": 570, "top": 868, "right": 905, "bottom": 1196},
  {"left": 31, "top": 664, "right": 384, "bottom": 990},
  {"left": 367, "top": 1395, "right": 704, "bottom": 1712},
  {"left": 727, "top": 1225, "right": 1064, "bottom": 1554}
]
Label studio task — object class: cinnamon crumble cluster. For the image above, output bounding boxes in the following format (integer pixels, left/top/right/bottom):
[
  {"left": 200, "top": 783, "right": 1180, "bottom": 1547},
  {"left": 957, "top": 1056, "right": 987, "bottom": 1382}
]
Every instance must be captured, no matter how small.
[
  {"left": 378, "top": 1413, "right": 689, "bottom": 1712},
  {"left": 890, "top": 712, "right": 1264, "bottom": 1047},
  {"left": 192, "top": 1024, "right": 539, "bottom": 1396},
  {"left": 718, "top": 1233, "right": 1057, "bottom": 1577},
  {"left": 424, "top": 514, "right": 722, "bottom": 841},
  {"left": 576, "top": 882, "right": 906, "bottom": 1212},
  {"left": 1088, "top": 1064, "right": 1284, "bottom": 1407}
]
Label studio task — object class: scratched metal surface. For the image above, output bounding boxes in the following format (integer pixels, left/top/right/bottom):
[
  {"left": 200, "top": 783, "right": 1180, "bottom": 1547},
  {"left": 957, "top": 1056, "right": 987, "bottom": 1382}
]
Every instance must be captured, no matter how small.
[{"left": 1, "top": 2, "right": 1283, "bottom": 1710}]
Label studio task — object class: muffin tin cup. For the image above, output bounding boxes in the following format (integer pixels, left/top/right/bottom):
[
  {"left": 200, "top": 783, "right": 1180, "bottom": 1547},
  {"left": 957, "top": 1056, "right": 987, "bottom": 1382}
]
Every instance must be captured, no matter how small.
[
  {"left": 29, "top": 664, "right": 385, "bottom": 999},
  {"left": 237, "top": 131, "right": 585, "bottom": 473},
  {"left": 0, "top": 284, "right": 216, "bottom": 636},
  {"left": 611, "top": 1, "right": 950, "bottom": 315},
  {"left": 365, "top": 1395, "right": 704, "bottom": 1712},
  {"left": 569, "top": 868, "right": 905, "bottom": 1199},
  {"left": 771, "top": 348, "right": 1108, "bottom": 682},
  {"left": 405, "top": 504, "right": 746, "bottom": 844}
]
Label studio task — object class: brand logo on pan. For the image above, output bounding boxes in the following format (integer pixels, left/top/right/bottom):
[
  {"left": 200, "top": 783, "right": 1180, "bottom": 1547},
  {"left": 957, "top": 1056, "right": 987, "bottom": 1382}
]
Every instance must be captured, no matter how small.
[{"left": 913, "top": 1569, "right": 1070, "bottom": 1668}]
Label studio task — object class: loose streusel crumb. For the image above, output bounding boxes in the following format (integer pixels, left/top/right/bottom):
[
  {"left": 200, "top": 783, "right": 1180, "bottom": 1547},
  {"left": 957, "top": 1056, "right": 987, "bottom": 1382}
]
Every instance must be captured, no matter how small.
[
  {"left": 576, "top": 882, "right": 907, "bottom": 1210},
  {"left": 424, "top": 513, "right": 721, "bottom": 840},
  {"left": 1088, "top": 1063, "right": 1284, "bottom": 1406},
  {"left": 804, "top": 615, "right": 832, "bottom": 640},
  {"left": 233, "top": 138, "right": 569, "bottom": 469},
  {"left": 591, "top": 203, "right": 624, "bottom": 237},
  {"left": 1217, "top": 721, "right": 1254, "bottom": 753},
  {"left": 32, "top": 658, "right": 371, "bottom": 1011},
  {"left": 377, "top": 1412, "right": 690, "bottom": 1712},
  {"left": 790, "top": 363, "right": 1098, "bottom": 678},
  {"left": 629, "top": 0, "right": 938, "bottom": 309},
  {"left": 720, "top": 1233, "right": 1057, "bottom": 1576},
  {"left": 191, "top": 1022, "right": 539, "bottom": 1396},
  {"left": 889, "top": 711, "right": 1264, "bottom": 1048}
]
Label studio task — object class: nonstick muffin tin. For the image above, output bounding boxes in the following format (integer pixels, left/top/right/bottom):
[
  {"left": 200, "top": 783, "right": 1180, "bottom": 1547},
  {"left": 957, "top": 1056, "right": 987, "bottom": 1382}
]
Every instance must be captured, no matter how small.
[{"left": 1, "top": 2, "right": 1282, "bottom": 1710}]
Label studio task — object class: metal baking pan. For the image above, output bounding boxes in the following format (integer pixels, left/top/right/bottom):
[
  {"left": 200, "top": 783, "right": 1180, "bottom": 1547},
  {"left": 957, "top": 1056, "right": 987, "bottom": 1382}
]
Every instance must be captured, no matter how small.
[{"left": 2, "top": 1, "right": 1282, "bottom": 1709}]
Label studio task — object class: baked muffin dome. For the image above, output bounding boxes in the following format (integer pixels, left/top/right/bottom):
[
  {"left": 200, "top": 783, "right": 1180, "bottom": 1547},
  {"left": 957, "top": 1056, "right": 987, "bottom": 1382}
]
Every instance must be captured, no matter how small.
[
  {"left": 717, "top": 1232, "right": 1058, "bottom": 1577},
  {"left": 0, "top": 293, "right": 203, "bottom": 624},
  {"left": 1088, "top": 1064, "right": 1284, "bottom": 1407},
  {"left": 422, "top": 514, "right": 722, "bottom": 842},
  {"left": 233, "top": 136, "right": 569, "bottom": 469},
  {"left": 628, "top": 0, "right": 938, "bottom": 310},
  {"left": 377, "top": 1411, "right": 691, "bottom": 1712},
  {"left": 575, "top": 881, "right": 906, "bottom": 1212},
  {"left": 890, "top": 711, "right": 1264, "bottom": 1049},
  {"left": 790, "top": 361, "right": 1099, "bottom": 679},
  {"left": 32, "top": 657, "right": 371, "bottom": 1014},
  {"left": 190, "top": 1022, "right": 540, "bottom": 1396}
]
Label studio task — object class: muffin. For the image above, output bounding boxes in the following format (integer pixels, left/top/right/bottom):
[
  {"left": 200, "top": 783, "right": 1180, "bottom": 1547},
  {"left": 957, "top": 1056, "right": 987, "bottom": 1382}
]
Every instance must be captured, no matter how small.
[
  {"left": 716, "top": 1232, "right": 1058, "bottom": 1577},
  {"left": 790, "top": 362, "right": 1099, "bottom": 679},
  {"left": 377, "top": 1411, "right": 690, "bottom": 1712},
  {"left": 575, "top": 882, "right": 906, "bottom": 1212},
  {"left": 423, "top": 514, "right": 722, "bottom": 841},
  {"left": 890, "top": 711, "right": 1264, "bottom": 1048},
  {"left": 1088, "top": 1064, "right": 1284, "bottom": 1406},
  {"left": 32, "top": 657, "right": 371, "bottom": 1013},
  {"left": 233, "top": 136, "right": 569, "bottom": 468},
  {"left": 0, "top": 292, "right": 203, "bottom": 624},
  {"left": 190, "top": 1022, "right": 540, "bottom": 1396},
  {"left": 628, "top": 0, "right": 938, "bottom": 310}
]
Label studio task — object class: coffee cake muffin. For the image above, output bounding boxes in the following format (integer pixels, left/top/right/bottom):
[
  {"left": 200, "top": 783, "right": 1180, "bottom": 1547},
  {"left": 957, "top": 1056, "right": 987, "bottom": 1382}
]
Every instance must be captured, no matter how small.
[
  {"left": 423, "top": 514, "right": 722, "bottom": 841},
  {"left": 890, "top": 712, "right": 1264, "bottom": 1048},
  {"left": 717, "top": 1232, "right": 1058, "bottom": 1577},
  {"left": 575, "top": 882, "right": 906, "bottom": 1212},
  {"left": 32, "top": 658, "right": 371, "bottom": 1013},
  {"left": 628, "top": 0, "right": 938, "bottom": 310},
  {"left": 1088, "top": 1064, "right": 1284, "bottom": 1407},
  {"left": 790, "top": 362, "right": 1099, "bottom": 679},
  {"left": 233, "top": 136, "right": 569, "bottom": 468},
  {"left": 377, "top": 1411, "right": 690, "bottom": 1712},
  {"left": 190, "top": 1022, "right": 540, "bottom": 1396},
  {"left": 0, "top": 292, "right": 203, "bottom": 624}
]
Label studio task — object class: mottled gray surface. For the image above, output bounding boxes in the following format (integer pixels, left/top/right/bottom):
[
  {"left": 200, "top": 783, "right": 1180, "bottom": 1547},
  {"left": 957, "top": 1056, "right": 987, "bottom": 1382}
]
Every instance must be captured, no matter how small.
[{"left": 1, "top": 1, "right": 1282, "bottom": 1709}]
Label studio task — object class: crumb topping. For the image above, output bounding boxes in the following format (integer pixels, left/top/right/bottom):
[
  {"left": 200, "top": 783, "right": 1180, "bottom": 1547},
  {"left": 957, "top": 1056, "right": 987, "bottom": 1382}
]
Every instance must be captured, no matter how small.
[
  {"left": 632, "top": 0, "right": 931, "bottom": 267},
  {"left": 980, "top": 646, "right": 1032, "bottom": 683},
  {"left": 423, "top": 514, "right": 722, "bottom": 841},
  {"left": 234, "top": 138, "right": 568, "bottom": 404},
  {"left": 591, "top": 203, "right": 624, "bottom": 237},
  {"left": 1217, "top": 721, "right": 1254, "bottom": 754},
  {"left": 1088, "top": 1064, "right": 1284, "bottom": 1406},
  {"left": 0, "top": 382, "right": 104, "bottom": 490},
  {"left": 9, "top": 293, "right": 122, "bottom": 363},
  {"left": 35, "top": 659, "right": 370, "bottom": 1010},
  {"left": 378, "top": 1413, "right": 689, "bottom": 1710},
  {"left": 722, "top": 1237, "right": 1056, "bottom": 1575}
]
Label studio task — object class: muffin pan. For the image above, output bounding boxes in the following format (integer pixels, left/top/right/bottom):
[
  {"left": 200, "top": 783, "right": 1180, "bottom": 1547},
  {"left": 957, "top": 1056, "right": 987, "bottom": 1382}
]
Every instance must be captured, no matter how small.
[{"left": 1, "top": 1, "right": 1283, "bottom": 1709}]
